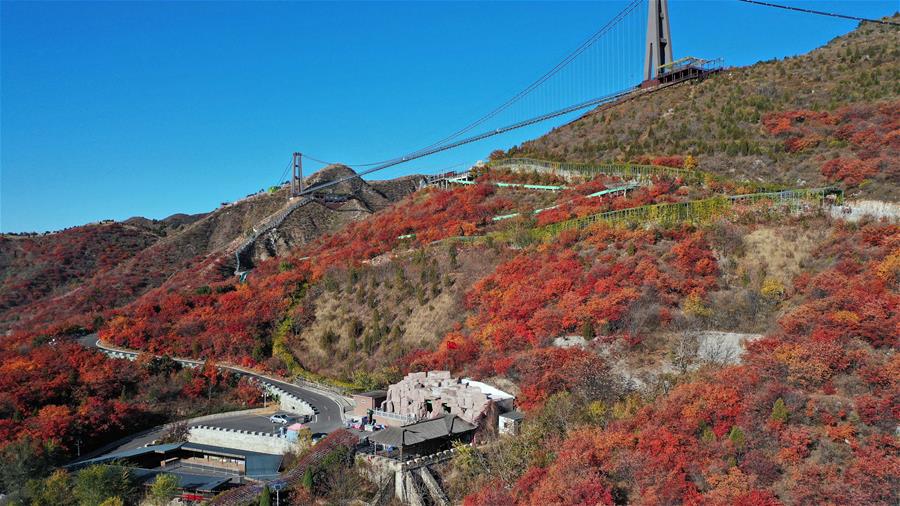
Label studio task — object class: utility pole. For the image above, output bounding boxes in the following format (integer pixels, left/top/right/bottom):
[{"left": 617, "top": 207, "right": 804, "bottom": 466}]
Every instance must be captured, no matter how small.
[
  {"left": 644, "top": 0, "right": 674, "bottom": 81},
  {"left": 291, "top": 152, "right": 304, "bottom": 198}
]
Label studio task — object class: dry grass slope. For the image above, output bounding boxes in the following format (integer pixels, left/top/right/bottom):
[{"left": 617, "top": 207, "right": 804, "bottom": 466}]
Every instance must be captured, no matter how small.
[{"left": 509, "top": 17, "right": 899, "bottom": 199}]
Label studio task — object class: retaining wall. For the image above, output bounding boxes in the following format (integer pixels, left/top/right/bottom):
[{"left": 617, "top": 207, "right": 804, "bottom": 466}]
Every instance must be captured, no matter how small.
[
  {"left": 831, "top": 199, "right": 900, "bottom": 222},
  {"left": 262, "top": 382, "right": 315, "bottom": 417},
  {"left": 188, "top": 424, "right": 296, "bottom": 454},
  {"left": 492, "top": 158, "right": 703, "bottom": 184}
]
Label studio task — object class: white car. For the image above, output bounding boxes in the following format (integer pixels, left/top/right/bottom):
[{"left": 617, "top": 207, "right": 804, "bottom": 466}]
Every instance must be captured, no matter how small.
[{"left": 269, "top": 414, "right": 290, "bottom": 425}]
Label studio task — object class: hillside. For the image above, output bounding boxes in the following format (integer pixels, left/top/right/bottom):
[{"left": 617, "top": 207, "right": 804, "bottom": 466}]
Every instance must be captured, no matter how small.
[
  {"left": 2, "top": 17, "right": 898, "bottom": 506},
  {"left": 87, "top": 165, "right": 897, "bottom": 504},
  {"left": 0, "top": 224, "right": 159, "bottom": 329},
  {"left": 0, "top": 167, "right": 423, "bottom": 333},
  {"left": 507, "top": 16, "right": 899, "bottom": 200}
]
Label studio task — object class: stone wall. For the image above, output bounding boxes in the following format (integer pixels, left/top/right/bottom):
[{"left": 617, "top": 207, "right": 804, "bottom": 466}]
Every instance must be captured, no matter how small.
[
  {"left": 831, "top": 199, "right": 900, "bottom": 222},
  {"left": 262, "top": 382, "right": 315, "bottom": 417},
  {"left": 357, "top": 448, "right": 460, "bottom": 505},
  {"left": 188, "top": 425, "right": 297, "bottom": 455}
]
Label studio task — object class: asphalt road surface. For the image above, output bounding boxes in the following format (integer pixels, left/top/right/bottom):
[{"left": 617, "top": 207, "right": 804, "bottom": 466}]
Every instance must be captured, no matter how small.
[
  {"left": 200, "top": 410, "right": 328, "bottom": 437},
  {"left": 74, "top": 334, "right": 346, "bottom": 455}
]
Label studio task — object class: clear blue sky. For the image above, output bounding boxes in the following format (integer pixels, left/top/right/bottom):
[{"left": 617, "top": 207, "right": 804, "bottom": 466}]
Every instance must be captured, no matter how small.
[{"left": 2, "top": 1, "right": 895, "bottom": 232}]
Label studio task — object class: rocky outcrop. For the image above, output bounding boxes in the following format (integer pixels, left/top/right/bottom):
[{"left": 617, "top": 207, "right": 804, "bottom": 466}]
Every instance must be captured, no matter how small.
[
  {"left": 235, "top": 165, "right": 427, "bottom": 272},
  {"left": 370, "top": 175, "right": 429, "bottom": 202}
]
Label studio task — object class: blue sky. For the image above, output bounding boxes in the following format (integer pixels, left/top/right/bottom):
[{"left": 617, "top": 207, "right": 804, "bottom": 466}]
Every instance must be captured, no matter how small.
[{"left": 2, "top": 1, "right": 895, "bottom": 232}]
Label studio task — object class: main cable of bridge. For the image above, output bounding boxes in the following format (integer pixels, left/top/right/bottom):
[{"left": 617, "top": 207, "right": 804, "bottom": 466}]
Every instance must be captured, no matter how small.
[
  {"left": 298, "top": 85, "right": 638, "bottom": 196},
  {"left": 301, "top": 0, "right": 645, "bottom": 169},
  {"left": 400, "top": 0, "right": 645, "bottom": 156},
  {"left": 737, "top": 0, "right": 900, "bottom": 26}
]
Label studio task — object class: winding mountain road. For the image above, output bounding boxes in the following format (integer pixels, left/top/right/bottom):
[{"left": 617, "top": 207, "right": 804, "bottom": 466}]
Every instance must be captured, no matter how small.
[{"left": 74, "top": 334, "right": 350, "bottom": 453}]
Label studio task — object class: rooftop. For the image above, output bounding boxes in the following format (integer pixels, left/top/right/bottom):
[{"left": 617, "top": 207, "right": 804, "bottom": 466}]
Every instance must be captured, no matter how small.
[
  {"left": 355, "top": 390, "right": 387, "bottom": 398},
  {"left": 369, "top": 414, "right": 475, "bottom": 448},
  {"left": 461, "top": 378, "right": 514, "bottom": 400},
  {"left": 500, "top": 410, "right": 525, "bottom": 421},
  {"left": 131, "top": 468, "right": 234, "bottom": 492},
  {"left": 67, "top": 442, "right": 283, "bottom": 479}
]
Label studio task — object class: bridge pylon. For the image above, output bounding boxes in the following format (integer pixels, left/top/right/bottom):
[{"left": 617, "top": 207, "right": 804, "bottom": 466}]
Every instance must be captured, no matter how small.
[
  {"left": 290, "top": 152, "right": 304, "bottom": 198},
  {"left": 644, "top": 0, "right": 674, "bottom": 82}
]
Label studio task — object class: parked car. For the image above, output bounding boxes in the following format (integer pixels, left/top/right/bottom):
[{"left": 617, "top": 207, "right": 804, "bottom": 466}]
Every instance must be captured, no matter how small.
[{"left": 269, "top": 414, "right": 290, "bottom": 425}]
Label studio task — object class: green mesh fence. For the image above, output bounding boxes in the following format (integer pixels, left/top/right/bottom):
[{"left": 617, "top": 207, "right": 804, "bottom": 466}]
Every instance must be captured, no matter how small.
[{"left": 530, "top": 187, "right": 843, "bottom": 239}]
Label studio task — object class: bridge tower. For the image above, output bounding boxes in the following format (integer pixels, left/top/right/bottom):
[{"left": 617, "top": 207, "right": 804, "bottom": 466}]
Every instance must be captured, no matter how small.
[
  {"left": 644, "top": 0, "right": 674, "bottom": 81},
  {"left": 290, "top": 152, "right": 304, "bottom": 198}
]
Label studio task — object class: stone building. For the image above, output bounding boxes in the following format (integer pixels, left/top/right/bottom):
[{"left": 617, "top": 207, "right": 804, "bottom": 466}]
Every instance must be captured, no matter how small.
[
  {"left": 376, "top": 371, "right": 514, "bottom": 427},
  {"left": 352, "top": 390, "right": 387, "bottom": 418}
]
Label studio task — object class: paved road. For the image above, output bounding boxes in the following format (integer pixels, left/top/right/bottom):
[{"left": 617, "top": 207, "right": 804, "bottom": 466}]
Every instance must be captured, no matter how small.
[
  {"left": 197, "top": 410, "right": 330, "bottom": 437},
  {"left": 74, "top": 334, "right": 347, "bottom": 451}
]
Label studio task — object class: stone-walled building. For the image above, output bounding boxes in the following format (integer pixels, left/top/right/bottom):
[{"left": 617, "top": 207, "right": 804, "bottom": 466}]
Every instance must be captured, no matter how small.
[
  {"left": 352, "top": 390, "right": 387, "bottom": 418},
  {"left": 376, "top": 371, "right": 514, "bottom": 427}
]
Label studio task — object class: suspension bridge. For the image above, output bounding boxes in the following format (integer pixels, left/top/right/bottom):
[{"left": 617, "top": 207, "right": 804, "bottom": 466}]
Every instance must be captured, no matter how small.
[
  {"left": 277, "top": 0, "right": 893, "bottom": 197},
  {"left": 231, "top": 0, "right": 891, "bottom": 276},
  {"left": 285, "top": 0, "right": 710, "bottom": 197}
]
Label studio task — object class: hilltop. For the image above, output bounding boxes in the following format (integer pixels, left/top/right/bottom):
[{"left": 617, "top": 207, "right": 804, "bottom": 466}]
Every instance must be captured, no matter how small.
[{"left": 506, "top": 16, "right": 899, "bottom": 200}]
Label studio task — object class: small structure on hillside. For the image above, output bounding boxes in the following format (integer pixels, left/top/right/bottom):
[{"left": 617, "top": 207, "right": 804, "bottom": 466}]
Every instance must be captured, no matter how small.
[
  {"left": 368, "top": 414, "right": 475, "bottom": 458},
  {"left": 375, "top": 371, "right": 515, "bottom": 427},
  {"left": 286, "top": 423, "right": 311, "bottom": 443},
  {"left": 352, "top": 390, "right": 387, "bottom": 418},
  {"left": 499, "top": 411, "right": 525, "bottom": 436}
]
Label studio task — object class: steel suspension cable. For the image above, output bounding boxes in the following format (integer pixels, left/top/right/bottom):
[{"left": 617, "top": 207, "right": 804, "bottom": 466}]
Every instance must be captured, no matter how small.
[
  {"left": 300, "top": 85, "right": 641, "bottom": 196},
  {"left": 275, "top": 159, "right": 292, "bottom": 187},
  {"left": 304, "top": 0, "right": 644, "bottom": 168},
  {"left": 406, "top": 0, "right": 645, "bottom": 154},
  {"left": 737, "top": 0, "right": 900, "bottom": 26}
]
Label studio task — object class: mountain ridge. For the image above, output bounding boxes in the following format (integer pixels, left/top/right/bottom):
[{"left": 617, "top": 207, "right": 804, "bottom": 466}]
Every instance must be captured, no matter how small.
[{"left": 0, "top": 166, "right": 424, "bottom": 333}]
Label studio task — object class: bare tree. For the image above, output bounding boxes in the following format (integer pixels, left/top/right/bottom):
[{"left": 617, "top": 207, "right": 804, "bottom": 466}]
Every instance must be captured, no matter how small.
[
  {"left": 158, "top": 420, "right": 189, "bottom": 444},
  {"left": 669, "top": 332, "right": 700, "bottom": 374},
  {"left": 698, "top": 336, "right": 737, "bottom": 367},
  {"left": 321, "top": 460, "right": 370, "bottom": 505}
]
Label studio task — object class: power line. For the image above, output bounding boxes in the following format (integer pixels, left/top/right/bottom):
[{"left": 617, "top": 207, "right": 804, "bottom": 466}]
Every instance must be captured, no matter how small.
[
  {"left": 300, "top": 154, "right": 336, "bottom": 166},
  {"left": 301, "top": 153, "right": 396, "bottom": 168},
  {"left": 737, "top": 0, "right": 900, "bottom": 26}
]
